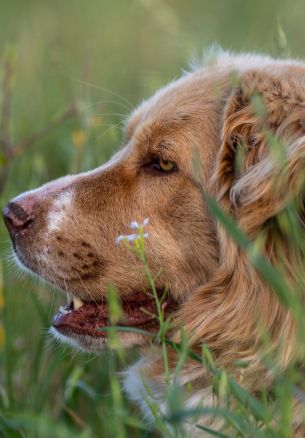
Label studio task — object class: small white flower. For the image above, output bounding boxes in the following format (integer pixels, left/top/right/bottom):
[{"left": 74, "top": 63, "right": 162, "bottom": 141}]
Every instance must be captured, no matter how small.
[
  {"left": 129, "top": 218, "right": 149, "bottom": 230},
  {"left": 115, "top": 236, "right": 122, "bottom": 244},
  {"left": 116, "top": 233, "right": 136, "bottom": 243},
  {"left": 116, "top": 219, "right": 150, "bottom": 244},
  {"left": 129, "top": 221, "right": 139, "bottom": 230},
  {"left": 116, "top": 232, "right": 149, "bottom": 244}
]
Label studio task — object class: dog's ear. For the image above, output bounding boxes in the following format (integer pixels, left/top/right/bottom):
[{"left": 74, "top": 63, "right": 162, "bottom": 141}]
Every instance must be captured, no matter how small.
[
  {"left": 172, "top": 71, "right": 303, "bottom": 372},
  {"left": 213, "top": 70, "right": 305, "bottom": 237}
]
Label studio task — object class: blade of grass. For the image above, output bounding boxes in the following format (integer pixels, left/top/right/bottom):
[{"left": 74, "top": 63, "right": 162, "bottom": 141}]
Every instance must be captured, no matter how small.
[{"left": 204, "top": 193, "right": 296, "bottom": 309}]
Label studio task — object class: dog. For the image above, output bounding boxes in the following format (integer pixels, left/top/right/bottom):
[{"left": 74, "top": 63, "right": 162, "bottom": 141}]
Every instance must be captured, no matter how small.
[{"left": 3, "top": 49, "right": 305, "bottom": 436}]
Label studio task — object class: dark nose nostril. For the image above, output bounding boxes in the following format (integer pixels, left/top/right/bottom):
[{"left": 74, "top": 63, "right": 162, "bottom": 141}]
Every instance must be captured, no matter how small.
[
  {"left": 2, "top": 208, "right": 14, "bottom": 231},
  {"left": 2, "top": 202, "right": 34, "bottom": 237}
]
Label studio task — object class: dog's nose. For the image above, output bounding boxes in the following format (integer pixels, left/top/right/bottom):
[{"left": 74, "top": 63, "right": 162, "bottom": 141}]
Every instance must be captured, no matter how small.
[{"left": 2, "top": 199, "right": 34, "bottom": 237}]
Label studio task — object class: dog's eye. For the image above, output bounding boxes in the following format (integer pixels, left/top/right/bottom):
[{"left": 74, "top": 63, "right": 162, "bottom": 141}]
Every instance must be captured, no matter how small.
[{"left": 153, "top": 159, "right": 176, "bottom": 173}]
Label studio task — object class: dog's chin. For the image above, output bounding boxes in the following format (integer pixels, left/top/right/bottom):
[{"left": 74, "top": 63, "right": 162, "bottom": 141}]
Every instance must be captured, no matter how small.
[{"left": 49, "top": 326, "right": 149, "bottom": 352}]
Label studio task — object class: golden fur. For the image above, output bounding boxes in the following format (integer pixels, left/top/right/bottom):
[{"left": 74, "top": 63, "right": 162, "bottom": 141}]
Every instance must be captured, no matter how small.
[{"left": 4, "top": 50, "right": 305, "bottom": 435}]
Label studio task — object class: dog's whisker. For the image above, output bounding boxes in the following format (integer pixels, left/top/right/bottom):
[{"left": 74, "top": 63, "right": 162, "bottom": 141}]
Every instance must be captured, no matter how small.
[
  {"left": 71, "top": 77, "right": 134, "bottom": 110},
  {"left": 73, "top": 271, "right": 99, "bottom": 306},
  {"left": 96, "top": 121, "right": 125, "bottom": 141},
  {"left": 81, "top": 98, "right": 132, "bottom": 113},
  {"left": 92, "top": 112, "right": 128, "bottom": 119}
]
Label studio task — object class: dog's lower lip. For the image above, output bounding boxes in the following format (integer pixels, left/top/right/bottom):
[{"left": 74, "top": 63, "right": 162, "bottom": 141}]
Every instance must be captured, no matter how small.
[{"left": 52, "top": 290, "right": 174, "bottom": 338}]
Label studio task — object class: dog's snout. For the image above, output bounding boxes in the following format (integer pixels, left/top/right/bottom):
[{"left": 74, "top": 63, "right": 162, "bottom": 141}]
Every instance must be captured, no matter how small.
[{"left": 2, "top": 199, "right": 34, "bottom": 237}]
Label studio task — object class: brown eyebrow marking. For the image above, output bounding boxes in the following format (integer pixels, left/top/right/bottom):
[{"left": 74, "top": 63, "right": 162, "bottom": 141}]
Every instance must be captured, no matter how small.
[{"left": 155, "top": 142, "right": 172, "bottom": 152}]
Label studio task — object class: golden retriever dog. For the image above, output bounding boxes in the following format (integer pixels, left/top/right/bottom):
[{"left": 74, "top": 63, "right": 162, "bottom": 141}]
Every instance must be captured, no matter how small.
[{"left": 3, "top": 49, "right": 305, "bottom": 436}]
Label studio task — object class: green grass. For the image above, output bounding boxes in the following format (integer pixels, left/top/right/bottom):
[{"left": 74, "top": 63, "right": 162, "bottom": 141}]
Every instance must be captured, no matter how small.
[{"left": 2, "top": 1, "right": 305, "bottom": 436}]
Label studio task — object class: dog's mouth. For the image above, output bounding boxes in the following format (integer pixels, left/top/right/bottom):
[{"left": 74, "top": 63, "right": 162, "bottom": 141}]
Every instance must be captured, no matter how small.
[{"left": 53, "top": 289, "right": 175, "bottom": 338}]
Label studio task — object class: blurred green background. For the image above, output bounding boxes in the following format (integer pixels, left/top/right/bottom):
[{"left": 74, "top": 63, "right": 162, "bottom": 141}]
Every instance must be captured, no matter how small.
[{"left": 1, "top": 0, "right": 305, "bottom": 436}]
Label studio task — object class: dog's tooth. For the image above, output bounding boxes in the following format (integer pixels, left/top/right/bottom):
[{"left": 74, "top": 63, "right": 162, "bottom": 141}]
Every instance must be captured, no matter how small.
[
  {"left": 59, "top": 305, "right": 70, "bottom": 315},
  {"left": 73, "top": 296, "right": 84, "bottom": 310},
  {"left": 66, "top": 292, "right": 72, "bottom": 303}
]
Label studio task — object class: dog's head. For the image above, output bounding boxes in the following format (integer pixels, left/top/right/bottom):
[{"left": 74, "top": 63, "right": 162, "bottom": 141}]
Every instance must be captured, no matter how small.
[{"left": 3, "top": 52, "right": 305, "bottom": 358}]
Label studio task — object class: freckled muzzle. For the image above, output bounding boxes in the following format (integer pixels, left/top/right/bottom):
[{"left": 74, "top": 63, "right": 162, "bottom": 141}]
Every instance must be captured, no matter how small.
[{"left": 2, "top": 174, "right": 177, "bottom": 347}]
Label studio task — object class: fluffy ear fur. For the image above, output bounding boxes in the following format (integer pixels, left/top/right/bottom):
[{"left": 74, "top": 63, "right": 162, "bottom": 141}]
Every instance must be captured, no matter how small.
[
  {"left": 214, "top": 69, "right": 305, "bottom": 236},
  {"left": 174, "top": 69, "right": 305, "bottom": 385}
]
